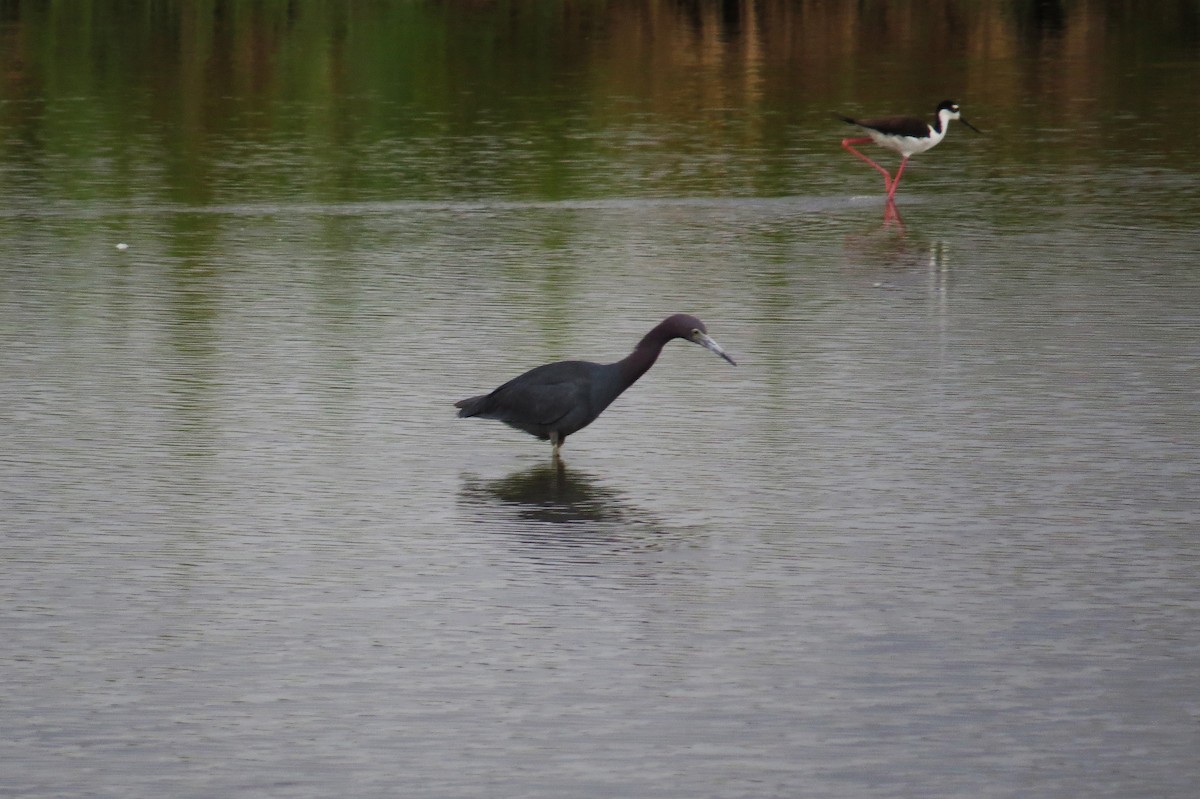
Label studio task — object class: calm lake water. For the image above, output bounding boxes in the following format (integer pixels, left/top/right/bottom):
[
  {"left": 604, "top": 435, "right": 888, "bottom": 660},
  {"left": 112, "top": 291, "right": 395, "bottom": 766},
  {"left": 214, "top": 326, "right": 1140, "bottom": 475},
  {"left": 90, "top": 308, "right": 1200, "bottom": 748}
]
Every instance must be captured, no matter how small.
[{"left": 2, "top": 3, "right": 1199, "bottom": 798}]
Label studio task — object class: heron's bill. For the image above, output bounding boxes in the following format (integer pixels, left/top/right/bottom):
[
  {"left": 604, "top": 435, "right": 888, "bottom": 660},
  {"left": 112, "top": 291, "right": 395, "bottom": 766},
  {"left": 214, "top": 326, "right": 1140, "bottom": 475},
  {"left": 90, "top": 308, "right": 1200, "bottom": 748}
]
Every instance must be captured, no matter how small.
[{"left": 694, "top": 332, "right": 737, "bottom": 366}]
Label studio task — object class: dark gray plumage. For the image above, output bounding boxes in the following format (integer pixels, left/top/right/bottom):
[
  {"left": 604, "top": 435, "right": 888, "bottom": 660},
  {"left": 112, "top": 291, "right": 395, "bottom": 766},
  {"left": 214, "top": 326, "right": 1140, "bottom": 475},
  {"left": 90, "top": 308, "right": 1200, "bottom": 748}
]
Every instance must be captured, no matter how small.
[{"left": 455, "top": 314, "right": 735, "bottom": 457}]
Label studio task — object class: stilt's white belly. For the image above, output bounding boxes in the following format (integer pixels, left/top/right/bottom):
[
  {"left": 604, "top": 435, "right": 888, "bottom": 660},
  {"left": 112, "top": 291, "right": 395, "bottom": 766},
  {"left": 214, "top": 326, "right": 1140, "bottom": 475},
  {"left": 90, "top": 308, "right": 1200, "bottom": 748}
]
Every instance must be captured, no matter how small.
[{"left": 869, "top": 129, "right": 943, "bottom": 158}]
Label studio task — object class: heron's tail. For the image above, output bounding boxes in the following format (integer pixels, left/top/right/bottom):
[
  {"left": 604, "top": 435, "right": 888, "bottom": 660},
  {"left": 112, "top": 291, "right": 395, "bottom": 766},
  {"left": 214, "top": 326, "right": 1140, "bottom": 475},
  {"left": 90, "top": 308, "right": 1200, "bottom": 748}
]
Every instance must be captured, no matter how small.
[{"left": 454, "top": 395, "right": 488, "bottom": 418}]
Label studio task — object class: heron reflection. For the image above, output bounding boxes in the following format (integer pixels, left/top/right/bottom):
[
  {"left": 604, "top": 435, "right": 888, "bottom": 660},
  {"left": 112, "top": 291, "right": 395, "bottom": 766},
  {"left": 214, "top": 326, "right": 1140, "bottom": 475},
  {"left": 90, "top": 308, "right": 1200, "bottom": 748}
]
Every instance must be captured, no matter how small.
[{"left": 458, "top": 462, "right": 670, "bottom": 557}]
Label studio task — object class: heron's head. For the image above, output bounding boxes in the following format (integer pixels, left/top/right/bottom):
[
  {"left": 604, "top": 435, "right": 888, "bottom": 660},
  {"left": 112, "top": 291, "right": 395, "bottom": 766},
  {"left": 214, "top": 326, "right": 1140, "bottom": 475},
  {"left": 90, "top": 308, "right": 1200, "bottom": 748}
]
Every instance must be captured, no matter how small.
[{"left": 663, "top": 314, "right": 737, "bottom": 366}]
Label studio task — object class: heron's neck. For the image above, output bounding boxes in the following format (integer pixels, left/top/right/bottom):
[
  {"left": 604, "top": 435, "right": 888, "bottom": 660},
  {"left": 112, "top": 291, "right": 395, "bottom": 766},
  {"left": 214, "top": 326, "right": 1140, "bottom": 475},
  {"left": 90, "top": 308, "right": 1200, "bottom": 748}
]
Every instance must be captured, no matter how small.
[
  {"left": 616, "top": 341, "right": 664, "bottom": 389},
  {"left": 612, "top": 319, "right": 678, "bottom": 391},
  {"left": 617, "top": 322, "right": 683, "bottom": 389}
]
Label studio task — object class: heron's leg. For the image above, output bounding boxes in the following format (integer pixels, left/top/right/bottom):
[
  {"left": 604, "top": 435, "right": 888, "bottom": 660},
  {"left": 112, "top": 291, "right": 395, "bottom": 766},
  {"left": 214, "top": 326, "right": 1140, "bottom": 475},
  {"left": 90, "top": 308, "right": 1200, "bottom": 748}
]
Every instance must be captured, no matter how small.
[
  {"left": 550, "top": 431, "right": 562, "bottom": 460},
  {"left": 842, "top": 137, "right": 893, "bottom": 194}
]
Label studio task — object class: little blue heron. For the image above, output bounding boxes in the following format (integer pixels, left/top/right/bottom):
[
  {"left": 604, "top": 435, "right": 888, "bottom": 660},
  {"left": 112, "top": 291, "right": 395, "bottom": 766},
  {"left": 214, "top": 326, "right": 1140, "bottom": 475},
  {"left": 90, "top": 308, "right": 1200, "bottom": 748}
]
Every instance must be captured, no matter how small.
[
  {"left": 455, "top": 313, "right": 736, "bottom": 458},
  {"left": 839, "top": 100, "right": 981, "bottom": 201}
]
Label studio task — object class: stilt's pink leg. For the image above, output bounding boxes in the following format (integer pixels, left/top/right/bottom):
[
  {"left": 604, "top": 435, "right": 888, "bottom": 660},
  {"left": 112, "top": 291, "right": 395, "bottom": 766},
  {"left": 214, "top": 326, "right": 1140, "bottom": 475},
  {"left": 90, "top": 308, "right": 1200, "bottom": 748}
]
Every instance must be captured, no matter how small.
[
  {"left": 883, "top": 198, "right": 905, "bottom": 231},
  {"left": 842, "top": 137, "right": 894, "bottom": 195},
  {"left": 886, "top": 156, "right": 910, "bottom": 201}
]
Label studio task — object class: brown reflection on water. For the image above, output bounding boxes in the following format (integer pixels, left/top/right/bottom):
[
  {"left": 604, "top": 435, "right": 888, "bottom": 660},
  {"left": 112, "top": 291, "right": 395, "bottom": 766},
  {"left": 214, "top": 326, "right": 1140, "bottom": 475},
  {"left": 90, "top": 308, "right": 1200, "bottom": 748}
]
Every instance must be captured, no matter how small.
[{"left": 3, "top": 0, "right": 1198, "bottom": 207}]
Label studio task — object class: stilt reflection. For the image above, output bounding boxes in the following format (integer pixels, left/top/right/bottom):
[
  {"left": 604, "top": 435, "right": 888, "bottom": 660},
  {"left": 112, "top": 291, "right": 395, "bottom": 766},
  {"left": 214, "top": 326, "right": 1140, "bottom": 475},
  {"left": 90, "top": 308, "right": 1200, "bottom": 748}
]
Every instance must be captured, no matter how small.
[{"left": 844, "top": 219, "right": 950, "bottom": 304}]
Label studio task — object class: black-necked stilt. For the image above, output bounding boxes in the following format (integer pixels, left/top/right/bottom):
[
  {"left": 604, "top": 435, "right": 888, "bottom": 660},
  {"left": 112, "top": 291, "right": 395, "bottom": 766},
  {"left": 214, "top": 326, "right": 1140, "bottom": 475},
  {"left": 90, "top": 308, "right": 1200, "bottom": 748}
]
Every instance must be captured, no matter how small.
[{"left": 839, "top": 100, "right": 981, "bottom": 201}]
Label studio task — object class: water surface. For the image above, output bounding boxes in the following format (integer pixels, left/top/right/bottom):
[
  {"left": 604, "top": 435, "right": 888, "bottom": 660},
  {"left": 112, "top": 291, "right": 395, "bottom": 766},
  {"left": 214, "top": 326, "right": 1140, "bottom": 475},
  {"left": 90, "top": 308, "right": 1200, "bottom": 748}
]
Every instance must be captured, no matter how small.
[{"left": 2, "top": 3, "right": 1199, "bottom": 798}]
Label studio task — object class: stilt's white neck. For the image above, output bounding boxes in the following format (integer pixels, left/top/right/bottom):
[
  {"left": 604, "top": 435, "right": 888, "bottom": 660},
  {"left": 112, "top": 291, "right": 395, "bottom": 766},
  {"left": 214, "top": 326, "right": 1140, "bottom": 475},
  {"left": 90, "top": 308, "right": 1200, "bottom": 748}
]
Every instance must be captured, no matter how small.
[{"left": 934, "top": 109, "right": 958, "bottom": 138}]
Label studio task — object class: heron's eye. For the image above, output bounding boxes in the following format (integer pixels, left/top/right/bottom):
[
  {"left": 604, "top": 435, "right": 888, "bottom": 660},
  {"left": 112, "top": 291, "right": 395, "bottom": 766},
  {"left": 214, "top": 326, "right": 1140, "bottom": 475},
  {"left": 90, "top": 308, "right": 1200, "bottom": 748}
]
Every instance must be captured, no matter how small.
[{"left": 691, "top": 329, "right": 701, "bottom": 338}]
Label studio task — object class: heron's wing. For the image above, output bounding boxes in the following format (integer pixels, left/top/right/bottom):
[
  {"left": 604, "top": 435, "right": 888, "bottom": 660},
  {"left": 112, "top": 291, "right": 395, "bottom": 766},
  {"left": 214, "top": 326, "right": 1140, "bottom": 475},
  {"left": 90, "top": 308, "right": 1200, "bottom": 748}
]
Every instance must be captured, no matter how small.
[
  {"left": 483, "top": 361, "right": 594, "bottom": 426},
  {"left": 488, "top": 382, "right": 579, "bottom": 426}
]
